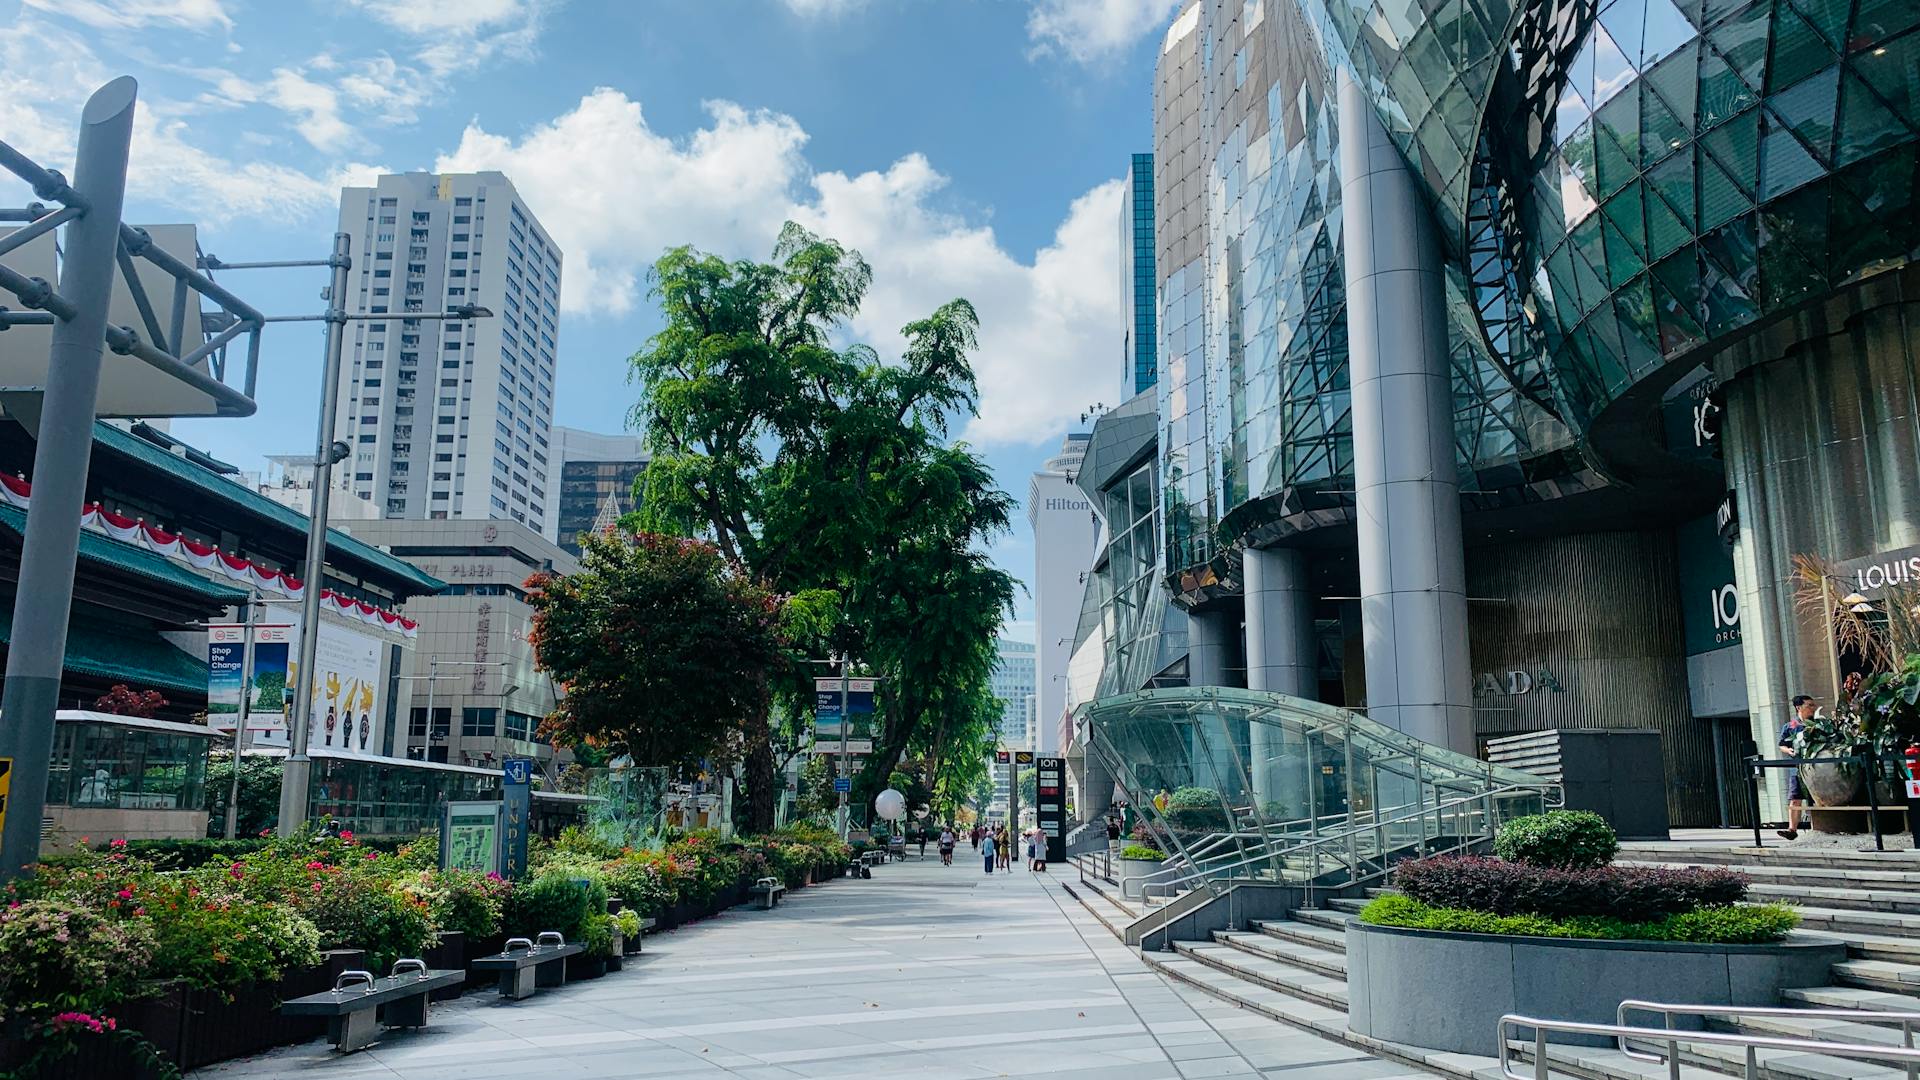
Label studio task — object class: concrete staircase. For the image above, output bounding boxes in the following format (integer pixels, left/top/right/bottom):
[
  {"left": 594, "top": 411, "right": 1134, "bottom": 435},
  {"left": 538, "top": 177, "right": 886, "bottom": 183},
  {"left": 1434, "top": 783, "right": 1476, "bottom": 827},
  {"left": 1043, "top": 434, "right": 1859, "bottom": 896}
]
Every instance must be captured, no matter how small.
[{"left": 1067, "top": 843, "right": 1920, "bottom": 1080}]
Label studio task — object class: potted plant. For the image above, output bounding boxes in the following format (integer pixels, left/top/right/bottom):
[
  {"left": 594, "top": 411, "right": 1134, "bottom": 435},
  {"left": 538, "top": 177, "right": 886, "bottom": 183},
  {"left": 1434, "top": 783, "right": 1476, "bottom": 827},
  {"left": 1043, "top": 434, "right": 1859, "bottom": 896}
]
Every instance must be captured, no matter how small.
[{"left": 1795, "top": 709, "right": 1866, "bottom": 806}]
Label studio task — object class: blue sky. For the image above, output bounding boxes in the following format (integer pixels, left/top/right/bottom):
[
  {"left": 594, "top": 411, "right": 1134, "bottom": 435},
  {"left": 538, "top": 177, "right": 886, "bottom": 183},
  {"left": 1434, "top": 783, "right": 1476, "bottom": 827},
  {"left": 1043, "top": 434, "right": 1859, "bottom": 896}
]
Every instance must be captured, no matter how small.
[{"left": 0, "top": 0, "right": 1179, "bottom": 640}]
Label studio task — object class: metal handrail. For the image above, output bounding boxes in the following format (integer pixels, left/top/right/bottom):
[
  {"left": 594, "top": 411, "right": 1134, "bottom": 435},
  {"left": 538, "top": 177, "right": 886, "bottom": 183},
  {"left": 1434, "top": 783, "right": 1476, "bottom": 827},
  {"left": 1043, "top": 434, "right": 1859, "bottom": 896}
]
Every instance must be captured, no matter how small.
[
  {"left": 1618, "top": 1000, "right": 1919, "bottom": 1080},
  {"left": 1497, "top": 1013, "right": 1920, "bottom": 1080},
  {"left": 1127, "top": 782, "right": 1546, "bottom": 898}
]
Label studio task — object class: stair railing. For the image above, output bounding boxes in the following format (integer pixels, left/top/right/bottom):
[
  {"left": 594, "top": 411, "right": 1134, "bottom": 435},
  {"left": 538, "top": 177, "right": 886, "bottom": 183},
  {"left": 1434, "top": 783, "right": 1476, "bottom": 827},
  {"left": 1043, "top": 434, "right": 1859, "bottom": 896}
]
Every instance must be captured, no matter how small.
[
  {"left": 1617, "top": 1000, "right": 1920, "bottom": 1080},
  {"left": 1498, "top": 1013, "right": 1920, "bottom": 1080},
  {"left": 1125, "top": 782, "right": 1549, "bottom": 903}
]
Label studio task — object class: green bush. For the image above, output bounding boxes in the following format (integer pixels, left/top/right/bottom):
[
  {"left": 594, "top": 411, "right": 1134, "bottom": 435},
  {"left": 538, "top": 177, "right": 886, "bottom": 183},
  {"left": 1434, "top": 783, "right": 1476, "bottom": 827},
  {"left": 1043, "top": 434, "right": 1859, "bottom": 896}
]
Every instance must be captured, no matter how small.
[
  {"left": 1358, "top": 894, "right": 1798, "bottom": 944},
  {"left": 0, "top": 899, "right": 155, "bottom": 1020},
  {"left": 1120, "top": 844, "right": 1166, "bottom": 861},
  {"left": 504, "top": 872, "right": 607, "bottom": 949},
  {"left": 1493, "top": 810, "right": 1619, "bottom": 869},
  {"left": 300, "top": 871, "right": 435, "bottom": 971},
  {"left": 1164, "top": 786, "right": 1229, "bottom": 831}
]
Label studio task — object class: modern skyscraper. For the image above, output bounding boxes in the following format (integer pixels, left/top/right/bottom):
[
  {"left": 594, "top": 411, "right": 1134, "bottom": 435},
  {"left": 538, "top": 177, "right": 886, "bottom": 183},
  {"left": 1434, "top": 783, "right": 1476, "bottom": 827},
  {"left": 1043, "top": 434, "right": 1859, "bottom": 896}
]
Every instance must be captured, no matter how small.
[
  {"left": 334, "top": 172, "right": 562, "bottom": 529},
  {"left": 1028, "top": 434, "right": 1098, "bottom": 756},
  {"left": 542, "top": 426, "right": 649, "bottom": 554},
  {"left": 989, "top": 637, "right": 1037, "bottom": 750},
  {"left": 1119, "top": 152, "right": 1158, "bottom": 397}
]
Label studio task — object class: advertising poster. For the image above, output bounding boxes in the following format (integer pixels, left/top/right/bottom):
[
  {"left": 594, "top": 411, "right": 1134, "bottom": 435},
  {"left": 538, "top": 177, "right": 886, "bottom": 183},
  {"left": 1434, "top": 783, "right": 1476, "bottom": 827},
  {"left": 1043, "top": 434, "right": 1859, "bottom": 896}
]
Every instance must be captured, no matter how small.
[
  {"left": 206, "top": 624, "right": 293, "bottom": 746},
  {"left": 814, "top": 676, "right": 877, "bottom": 740},
  {"left": 303, "top": 622, "right": 383, "bottom": 758}
]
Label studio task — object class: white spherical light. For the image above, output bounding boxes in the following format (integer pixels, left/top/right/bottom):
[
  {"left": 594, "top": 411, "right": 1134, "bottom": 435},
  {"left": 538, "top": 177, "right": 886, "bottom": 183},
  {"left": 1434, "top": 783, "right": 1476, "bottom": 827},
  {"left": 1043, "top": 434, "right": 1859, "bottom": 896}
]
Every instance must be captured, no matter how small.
[{"left": 874, "top": 788, "right": 907, "bottom": 821}]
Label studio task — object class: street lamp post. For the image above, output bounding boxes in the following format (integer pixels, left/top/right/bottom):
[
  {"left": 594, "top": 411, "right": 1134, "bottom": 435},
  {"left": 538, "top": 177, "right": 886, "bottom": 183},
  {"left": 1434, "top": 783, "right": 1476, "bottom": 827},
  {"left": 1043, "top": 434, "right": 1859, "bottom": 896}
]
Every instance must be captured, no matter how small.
[
  {"left": 208, "top": 235, "right": 492, "bottom": 835},
  {"left": 222, "top": 595, "right": 256, "bottom": 839}
]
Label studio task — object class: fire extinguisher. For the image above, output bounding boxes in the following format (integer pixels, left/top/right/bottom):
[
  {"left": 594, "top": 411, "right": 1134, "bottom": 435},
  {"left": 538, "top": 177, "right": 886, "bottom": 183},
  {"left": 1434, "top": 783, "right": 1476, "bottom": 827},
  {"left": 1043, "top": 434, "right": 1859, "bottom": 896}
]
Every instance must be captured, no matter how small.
[{"left": 1906, "top": 745, "right": 1920, "bottom": 846}]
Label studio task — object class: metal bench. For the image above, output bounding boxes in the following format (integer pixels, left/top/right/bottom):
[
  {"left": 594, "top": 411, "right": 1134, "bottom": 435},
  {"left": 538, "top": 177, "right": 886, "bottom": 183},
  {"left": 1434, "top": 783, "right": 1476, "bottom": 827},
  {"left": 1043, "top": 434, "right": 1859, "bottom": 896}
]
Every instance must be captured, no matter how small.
[
  {"left": 748, "top": 876, "right": 787, "bottom": 910},
  {"left": 469, "top": 932, "right": 584, "bottom": 1001},
  {"left": 280, "top": 959, "right": 464, "bottom": 1052}
]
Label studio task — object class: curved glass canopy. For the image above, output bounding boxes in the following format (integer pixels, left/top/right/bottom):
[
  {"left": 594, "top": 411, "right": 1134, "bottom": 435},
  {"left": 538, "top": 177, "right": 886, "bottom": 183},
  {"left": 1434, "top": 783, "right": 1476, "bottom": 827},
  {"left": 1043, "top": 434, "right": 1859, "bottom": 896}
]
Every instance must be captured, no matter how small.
[{"left": 1082, "top": 687, "right": 1554, "bottom": 893}]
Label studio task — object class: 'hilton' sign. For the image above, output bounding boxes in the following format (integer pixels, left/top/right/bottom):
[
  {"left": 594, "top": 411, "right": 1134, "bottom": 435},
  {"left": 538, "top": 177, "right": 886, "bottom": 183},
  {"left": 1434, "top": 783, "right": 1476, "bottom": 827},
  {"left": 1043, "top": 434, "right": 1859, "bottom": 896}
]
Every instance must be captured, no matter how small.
[{"left": 1044, "top": 497, "right": 1089, "bottom": 511}]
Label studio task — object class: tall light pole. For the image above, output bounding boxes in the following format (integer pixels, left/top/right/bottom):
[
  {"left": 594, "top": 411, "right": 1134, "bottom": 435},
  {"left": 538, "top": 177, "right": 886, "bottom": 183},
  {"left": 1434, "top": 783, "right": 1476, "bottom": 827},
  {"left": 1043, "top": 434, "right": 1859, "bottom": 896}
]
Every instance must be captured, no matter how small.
[
  {"left": 209, "top": 231, "right": 492, "bottom": 834},
  {"left": 222, "top": 595, "right": 256, "bottom": 839},
  {"left": 276, "top": 232, "right": 351, "bottom": 836},
  {"left": 0, "top": 79, "right": 135, "bottom": 878},
  {"left": 837, "top": 653, "right": 851, "bottom": 839}
]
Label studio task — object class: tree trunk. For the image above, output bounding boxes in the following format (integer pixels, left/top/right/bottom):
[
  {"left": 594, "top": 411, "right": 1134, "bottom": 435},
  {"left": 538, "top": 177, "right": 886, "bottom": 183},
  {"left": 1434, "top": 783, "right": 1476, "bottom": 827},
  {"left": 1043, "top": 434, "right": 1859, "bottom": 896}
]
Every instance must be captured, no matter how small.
[{"left": 743, "top": 716, "right": 779, "bottom": 835}]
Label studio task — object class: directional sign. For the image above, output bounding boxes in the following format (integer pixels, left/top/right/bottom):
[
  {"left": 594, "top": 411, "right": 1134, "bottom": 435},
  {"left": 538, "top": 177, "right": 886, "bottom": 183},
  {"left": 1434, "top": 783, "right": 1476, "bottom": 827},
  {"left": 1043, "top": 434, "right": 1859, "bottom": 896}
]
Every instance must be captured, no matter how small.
[
  {"left": 1014, "top": 751, "right": 1035, "bottom": 765},
  {"left": 500, "top": 757, "right": 533, "bottom": 881},
  {"left": 502, "top": 758, "right": 531, "bottom": 786},
  {"left": 833, "top": 777, "right": 852, "bottom": 793}
]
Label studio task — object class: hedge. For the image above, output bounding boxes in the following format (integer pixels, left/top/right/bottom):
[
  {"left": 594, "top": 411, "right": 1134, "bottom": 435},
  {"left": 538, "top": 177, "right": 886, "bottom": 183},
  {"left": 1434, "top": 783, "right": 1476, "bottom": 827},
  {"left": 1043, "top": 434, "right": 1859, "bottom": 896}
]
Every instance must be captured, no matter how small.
[
  {"left": 1360, "top": 894, "right": 1799, "bottom": 945},
  {"left": 1394, "top": 855, "right": 1749, "bottom": 920}
]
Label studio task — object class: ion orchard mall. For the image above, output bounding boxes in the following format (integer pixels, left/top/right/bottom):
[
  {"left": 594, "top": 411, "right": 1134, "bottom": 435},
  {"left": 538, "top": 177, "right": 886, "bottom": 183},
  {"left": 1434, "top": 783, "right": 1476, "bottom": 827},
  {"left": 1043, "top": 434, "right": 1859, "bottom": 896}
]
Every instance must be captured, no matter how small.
[{"left": 1062, "top": 0, "right": 1920, "bottom": 832}]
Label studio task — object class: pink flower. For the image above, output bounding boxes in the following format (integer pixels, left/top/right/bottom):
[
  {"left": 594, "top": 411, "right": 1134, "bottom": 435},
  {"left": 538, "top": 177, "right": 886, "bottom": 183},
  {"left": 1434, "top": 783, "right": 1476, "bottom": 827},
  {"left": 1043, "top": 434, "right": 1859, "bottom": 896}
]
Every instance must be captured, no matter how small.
[
  {"left": 108, "top": 839, "right": 127, "bottom": 849},
  {"left": 365, "top": 852, "right": 379, "bottom": 860},
  {"left": 228, "top": 866, "right": 243, "bottom": 880},
  {"left": 115, "top": 888, "right": 133, "bottom": 900},
  {"left": 338, "top": 830, "right": 354, "bottom": 841},
  {"left": 305, "top": 860, "right": 325, "bottom": 870}
]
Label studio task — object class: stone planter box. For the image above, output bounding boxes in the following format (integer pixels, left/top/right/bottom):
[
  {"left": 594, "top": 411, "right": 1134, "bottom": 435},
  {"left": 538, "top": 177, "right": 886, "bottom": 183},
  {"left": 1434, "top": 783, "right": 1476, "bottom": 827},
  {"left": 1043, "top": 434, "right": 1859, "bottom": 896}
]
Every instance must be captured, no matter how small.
[
  {"left": 1119, "top": 857, "right": 1164, "bottom": 899},
  {"left": 1346, "top": 921, "right": 1844, "bottom": 1056}
]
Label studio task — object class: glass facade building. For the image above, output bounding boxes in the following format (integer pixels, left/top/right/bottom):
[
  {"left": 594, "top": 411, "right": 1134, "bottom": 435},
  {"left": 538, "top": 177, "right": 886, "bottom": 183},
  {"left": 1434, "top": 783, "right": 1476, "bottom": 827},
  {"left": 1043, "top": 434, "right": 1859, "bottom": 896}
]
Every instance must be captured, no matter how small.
[
  {"left": 1121, "top": 153, "right": 1161, "bottom": 396},
  {"left": 1090, "top": 0, "right": 1920, "bottom": 827}
]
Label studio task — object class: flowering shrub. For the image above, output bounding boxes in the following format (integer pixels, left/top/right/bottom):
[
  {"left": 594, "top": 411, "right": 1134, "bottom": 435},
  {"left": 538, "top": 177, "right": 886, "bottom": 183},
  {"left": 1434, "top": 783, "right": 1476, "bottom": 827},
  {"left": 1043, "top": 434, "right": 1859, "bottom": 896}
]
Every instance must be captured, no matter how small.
[
  {"left": 299, "top": 866, "right": 435, "bottom": 971},
  {"left": 398, "top": 867, "right": 509, "bottom": 940},
  {"left": 1394, "top": 855, "right": 1748, "bottom": 919},
  {"left": 0, "top": 899, "right": 154, "bottom": 1020}
]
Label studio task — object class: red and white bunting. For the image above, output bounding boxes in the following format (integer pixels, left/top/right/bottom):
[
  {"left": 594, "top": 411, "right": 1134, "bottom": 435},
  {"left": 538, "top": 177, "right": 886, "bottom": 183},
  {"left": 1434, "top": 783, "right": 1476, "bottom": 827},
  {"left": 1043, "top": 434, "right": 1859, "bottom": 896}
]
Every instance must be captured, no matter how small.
[{"left": 0, "top": 475, "right": 417, "bottom": 638}]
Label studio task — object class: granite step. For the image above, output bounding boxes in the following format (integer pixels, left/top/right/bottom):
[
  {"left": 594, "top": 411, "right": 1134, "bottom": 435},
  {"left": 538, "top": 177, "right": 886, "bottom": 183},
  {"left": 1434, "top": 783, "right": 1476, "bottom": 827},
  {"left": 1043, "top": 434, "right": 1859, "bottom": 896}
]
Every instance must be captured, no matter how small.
[
  {"left": 1170, "top": 939, "right": 1350, "bottom": 1010},
  {"left": 1834, "top": 958, "right": 1920, "bottom": 994},
  {"left": 1528, "top": 1039, "right": 1890, "bottom": 1080},
  {"left": 1617, "top": 844, "right": 1920, "bottom": 875},
  {"left": 1716, "top": 1010, "right": 1920, "bottom": 1050},
  {"left": 1616, "top": 859, "right": 1920, "bottom": 892},
  {"left": 1253, "top": 915, "right": 1349, "bottom": 952},
  {"left": 1788, "top": 906, "right": 1920, "bottom": 943},
  {"left": 1210, "top": 928, "right": 1348, "bottom": 978},
  {"left": 1623, "top": 1031, "right": 1913, "bottom": 1080},
  {"left": 1781, "top": 983, "right": 1920, "bottom": 1018},
  {"left": 1060, "top": 880, "right": 1136, "bottom": 940},
  {"left": 1753, "top": 884, "right": 1920, "bottom": 916},
  {"left": 1328, "top": 896, "right": 1371, "bottom": 915},
  {"left": 1289, "top": 906, "right": 1356, "bottom": 933}
]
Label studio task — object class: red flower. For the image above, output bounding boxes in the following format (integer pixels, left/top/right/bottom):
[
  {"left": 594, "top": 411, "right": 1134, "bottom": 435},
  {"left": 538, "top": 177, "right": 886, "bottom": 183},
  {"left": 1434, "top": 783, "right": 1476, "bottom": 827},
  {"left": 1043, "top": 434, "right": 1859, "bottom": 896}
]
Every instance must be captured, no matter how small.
[{"left": 108, "top": 838, "right": 127, "bottom": 848}]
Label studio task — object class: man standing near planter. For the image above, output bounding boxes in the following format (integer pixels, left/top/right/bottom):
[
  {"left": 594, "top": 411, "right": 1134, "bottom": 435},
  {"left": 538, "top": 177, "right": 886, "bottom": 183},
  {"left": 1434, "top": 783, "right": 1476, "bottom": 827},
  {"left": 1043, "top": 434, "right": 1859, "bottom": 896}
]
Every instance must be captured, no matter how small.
[{"left": 1778, "top": 694, "right": 1816, "bottom": 840}]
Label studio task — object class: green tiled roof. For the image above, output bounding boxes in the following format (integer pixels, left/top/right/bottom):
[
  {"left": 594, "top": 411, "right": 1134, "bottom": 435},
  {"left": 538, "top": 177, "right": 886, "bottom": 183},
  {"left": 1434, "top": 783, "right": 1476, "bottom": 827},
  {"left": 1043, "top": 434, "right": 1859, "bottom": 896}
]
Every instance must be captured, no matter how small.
[
  {"left": 0, "top": 607, "right": 211, "bottom": 696},
  {"left": 0, "top": 502, "right": 249, "bottom": 607},
  {"left": 92, "top": 422, "right": 444, "bottom": 595}
]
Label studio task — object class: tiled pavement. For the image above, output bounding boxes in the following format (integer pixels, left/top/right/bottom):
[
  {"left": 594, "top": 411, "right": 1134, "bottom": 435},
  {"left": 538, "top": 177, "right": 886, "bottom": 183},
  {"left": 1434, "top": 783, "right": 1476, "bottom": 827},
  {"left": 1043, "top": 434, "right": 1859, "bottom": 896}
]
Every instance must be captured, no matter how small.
[{"left": 202, "top": 856, "right": 1433, "bottom": 1079}]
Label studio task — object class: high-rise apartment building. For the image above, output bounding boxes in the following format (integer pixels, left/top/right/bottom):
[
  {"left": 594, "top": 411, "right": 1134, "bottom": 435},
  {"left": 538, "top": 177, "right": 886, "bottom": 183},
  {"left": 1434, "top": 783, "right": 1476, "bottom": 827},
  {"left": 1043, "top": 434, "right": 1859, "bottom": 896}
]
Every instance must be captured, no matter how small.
[
  {"left": 335, "top": 172, "right": 562, "bottom": 529},
  {"left": 542, "top": 426, "right": 649, "bottom": 554},
  {"left": 989, "top": 638, "right": 1036, "bottom": 750},
  {"left": 1028, "top": 435, "right": 1098, "bottom": 756},
  {"left": 1119, "top": 153, "right": 1157, "bottom": 397}
]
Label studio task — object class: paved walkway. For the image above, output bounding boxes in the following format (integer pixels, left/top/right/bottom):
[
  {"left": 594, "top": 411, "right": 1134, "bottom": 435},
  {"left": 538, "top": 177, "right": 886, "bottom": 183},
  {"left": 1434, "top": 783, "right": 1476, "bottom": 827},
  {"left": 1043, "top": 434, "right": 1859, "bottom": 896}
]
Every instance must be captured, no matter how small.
[{"left": 204, "top": 856, "right": 1428, "bottom": 1079}]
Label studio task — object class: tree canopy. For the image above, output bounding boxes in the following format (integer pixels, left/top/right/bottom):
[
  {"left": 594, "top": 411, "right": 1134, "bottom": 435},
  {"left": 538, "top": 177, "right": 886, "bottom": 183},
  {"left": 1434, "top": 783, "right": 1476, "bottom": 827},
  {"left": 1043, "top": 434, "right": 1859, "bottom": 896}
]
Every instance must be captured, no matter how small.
[{"left": 626, "top": 222, "right": 1015, "bottom": 817}]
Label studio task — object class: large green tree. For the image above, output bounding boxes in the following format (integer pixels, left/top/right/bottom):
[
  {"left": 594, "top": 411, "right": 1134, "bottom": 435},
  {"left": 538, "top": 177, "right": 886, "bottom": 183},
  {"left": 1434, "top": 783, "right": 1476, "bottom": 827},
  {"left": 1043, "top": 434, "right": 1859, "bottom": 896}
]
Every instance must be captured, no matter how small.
[{"left": 628, "top": 222, "right": 1015, "bottom": 814}]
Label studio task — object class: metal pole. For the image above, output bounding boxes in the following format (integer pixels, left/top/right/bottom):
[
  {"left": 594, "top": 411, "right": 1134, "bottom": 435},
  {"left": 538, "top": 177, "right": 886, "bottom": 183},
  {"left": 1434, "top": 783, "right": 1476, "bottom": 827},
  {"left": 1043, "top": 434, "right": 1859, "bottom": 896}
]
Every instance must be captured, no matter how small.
[
  {"left": 224, "top": 597, "right": 256, "bottom": 839},
  {"left": 0, "top": 78, "right": 136, "bottom": 880},
  {"left": 426, "top": 658, "right": 437, "bottom": 759},
  {"left": 276, "top": 231, "right": 350, "bottom": 836},
  {"left": 837, "top": 654, "right": 849, "bottom": 840}
]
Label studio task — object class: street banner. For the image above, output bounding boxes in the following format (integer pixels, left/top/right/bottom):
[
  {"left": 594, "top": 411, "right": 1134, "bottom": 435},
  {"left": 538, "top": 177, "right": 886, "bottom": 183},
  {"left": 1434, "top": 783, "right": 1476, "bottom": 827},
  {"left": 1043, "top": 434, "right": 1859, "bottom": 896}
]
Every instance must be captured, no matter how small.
[
  {"left": 207, "top": 623, "right": 293, "bottom": 745},
  {"left": 502, "top": 758, "right": 533, "bottom": 880},
  {"left": 302, "top": 622, "right": 384, "bottom": 758}
]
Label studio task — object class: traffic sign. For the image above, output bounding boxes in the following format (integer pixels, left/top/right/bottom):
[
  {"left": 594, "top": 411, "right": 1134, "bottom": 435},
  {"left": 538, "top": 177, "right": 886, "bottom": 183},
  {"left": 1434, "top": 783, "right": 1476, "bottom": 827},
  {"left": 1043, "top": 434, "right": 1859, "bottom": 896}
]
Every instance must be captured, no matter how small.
[
  {"left": 995, "top": 750, "right": 1010, "bottom": 763},
  {"left": 833, "top": 777, "right": 852, "bottom": 793}
]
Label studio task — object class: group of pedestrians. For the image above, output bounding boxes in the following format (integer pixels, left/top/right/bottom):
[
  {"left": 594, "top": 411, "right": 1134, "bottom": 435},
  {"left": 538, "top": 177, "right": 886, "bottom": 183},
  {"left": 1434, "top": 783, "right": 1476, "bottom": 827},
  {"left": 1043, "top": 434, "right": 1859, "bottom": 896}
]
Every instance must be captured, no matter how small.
[{"left": 954, "top": 822, "right": 1048, "bottom": 874}]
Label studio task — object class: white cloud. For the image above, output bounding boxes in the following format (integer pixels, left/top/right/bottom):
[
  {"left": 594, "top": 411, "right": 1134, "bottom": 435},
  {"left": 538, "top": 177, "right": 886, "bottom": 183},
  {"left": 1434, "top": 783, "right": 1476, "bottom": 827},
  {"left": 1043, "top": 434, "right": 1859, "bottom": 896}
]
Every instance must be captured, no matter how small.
[
  {"left": 0, "top": 19, "right": 372, "bottom": 225},
  {"left": 434, "top": 89, "right": 1120, "bottom": 448},
  {"left": 19, "top": 0, "right": 233, "bottom": 33},
  {"left": 779, "top": 0, "right": 869, "bottom": 15},
  {"left": 435, "top": 89, "right": 809, "bottom": 315},
  {"left": 209, "top": 54, "right": 427, "bottom": 152},
  {"left": 1026, "top": 0, "right": 1182, "bottom": 64},
  {"left": 341, "top": 0, "right": 553, "bottom": 76}
]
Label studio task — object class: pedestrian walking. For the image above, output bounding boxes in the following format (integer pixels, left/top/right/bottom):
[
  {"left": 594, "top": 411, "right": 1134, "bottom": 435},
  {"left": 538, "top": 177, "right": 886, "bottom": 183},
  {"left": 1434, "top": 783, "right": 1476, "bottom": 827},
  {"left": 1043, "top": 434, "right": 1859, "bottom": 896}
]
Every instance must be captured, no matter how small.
[
  {"left": 997, "top": 825, "right": 1011, "bottom": 870},
  {"left": 981, "top": 831, "right": 996, "bottom": 874},
  {"left": 939, "top": 826, "right": 956, "bottom": 866},
  {"left": 970, "top": 825, "right": 981, "bottom": 851},
  {"left": 1777, "top": 693, "right": 1816, "bottom": 840}
]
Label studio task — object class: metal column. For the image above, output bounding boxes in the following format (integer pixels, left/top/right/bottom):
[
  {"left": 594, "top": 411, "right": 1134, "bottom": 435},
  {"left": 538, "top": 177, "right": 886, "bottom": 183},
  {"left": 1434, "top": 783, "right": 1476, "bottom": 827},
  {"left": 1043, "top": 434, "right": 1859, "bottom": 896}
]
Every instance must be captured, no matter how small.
[
  {"left": 1244, "top": 546, "right": 1316, "bottom": 816},
  {"left": 1336, "top": 70, "right": 1474, "bottom": 754},
  {"left": 277, "top": 232, "right": 352, "bottom": 836},
  {"left": 1185, "top": 608, "right": 1235, "bottom": 690},
  {"left": 0, "top": 78, "right": 137, "bottom": 879}
]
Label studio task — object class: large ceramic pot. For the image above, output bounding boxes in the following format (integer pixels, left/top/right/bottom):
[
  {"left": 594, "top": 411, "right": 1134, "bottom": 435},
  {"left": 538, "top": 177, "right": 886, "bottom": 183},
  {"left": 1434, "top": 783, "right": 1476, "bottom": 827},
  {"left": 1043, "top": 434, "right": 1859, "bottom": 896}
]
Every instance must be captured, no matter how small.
[{"left": 1801, "top": 762, "right": 1863, "bottom": 806}]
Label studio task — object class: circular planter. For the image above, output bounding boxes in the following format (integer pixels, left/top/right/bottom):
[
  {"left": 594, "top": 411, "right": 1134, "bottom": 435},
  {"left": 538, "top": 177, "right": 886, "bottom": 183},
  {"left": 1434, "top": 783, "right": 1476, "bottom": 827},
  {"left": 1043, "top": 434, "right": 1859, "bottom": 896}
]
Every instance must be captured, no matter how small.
[
  {"left": 1345, "top": 921, "right": 1845, "bottom": 1056},
  {"left": 1801, "top": 761, "right": 1862, "bottom": 807}
]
